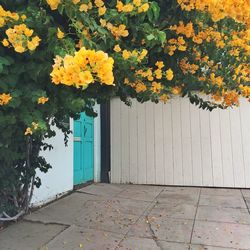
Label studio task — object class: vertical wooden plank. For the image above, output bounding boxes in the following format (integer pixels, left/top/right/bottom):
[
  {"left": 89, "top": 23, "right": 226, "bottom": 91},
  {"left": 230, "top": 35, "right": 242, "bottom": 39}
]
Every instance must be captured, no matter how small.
[
  {"left": 189, "top": 103, "right": 203, "bottom": 186},
  {"left": 154, "top": 103, "right": 165, "bottom": 184},
  {"left": 110, "top": 98, "right": 121, "bottom": 183},
  {"left": 145, "top": 102, "right": 156, "bottom": 184},
  {"left": 219, "top": 109, "right": 235, "bottom": 187},
  {"left": 200, "top": 109, "right": 213, "bottom": 186},
  {"left": 120, "top": 102, "right": 130, "bottom": 183},
  {"left": 171, "top": 97, "right": 183, "bottom": 185},
  {"left": 137, "top": 102, "right": 147, "bottom": 184},
  {"left": 180, "top": 98, "right": 193, "bottom": 185},
  {"left": 210, "top": 109, "right": 224, "bottom": 187},
  {"left": 239, "top": 99, "right": 250, "bottom": 187},
  {"left": 162, "top": 100, "right": 174, "bottom": 185},
  {"left": 230, "top": 107, "right": 246, "bottom": 187},
  {"left": 129, "top": 101, "right": 138, "bottom": 184}
]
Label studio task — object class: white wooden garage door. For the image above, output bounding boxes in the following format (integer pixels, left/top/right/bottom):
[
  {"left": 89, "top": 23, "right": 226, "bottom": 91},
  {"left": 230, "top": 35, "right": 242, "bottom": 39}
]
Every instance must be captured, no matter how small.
[{"left": 110, "top": 97, "right": 250, "bottom": 188}]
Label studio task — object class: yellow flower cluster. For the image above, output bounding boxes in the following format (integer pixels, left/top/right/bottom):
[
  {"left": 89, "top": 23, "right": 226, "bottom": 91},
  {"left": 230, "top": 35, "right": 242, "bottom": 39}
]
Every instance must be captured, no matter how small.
[
  {"left": 24, "top": 122, "right": 39, "bottom": 136},
  {"left": 51, "top": 47, "right": 114, "bottom": 88},
  {"left": 0, "top": 93, "right": 12, "bottom": 106},
  {"left": 116, "top": 0, "right": 150, "bottom": 13},
  {"left": 120, "top": 48, "right": 148, "bottom": 62},
  {"left": 100, "top": 19, "right": 129, "bottom": 40},
  {"left": 38, "top": 96, "right": 49, "bottom": 104},
  {"left": 167, "top": 36, "right": 187, "bottom": 55},
  {"left": 3, "top": 24, "right": 41, "bottom": 53},
  {"left": 177, "top": 0, "right": 250, "bottom": 28},
  {"left": 46, "top": 0, "right": 61, "bottom": 10},
  {"left": 239, "top": 85, "right": 250, "bottom": 98},
  {"left": 179, "top": 57, "right": 199, "bottom": 75},
  {"left": 0, "top": 5, "right": 19, "bottom": 27}
]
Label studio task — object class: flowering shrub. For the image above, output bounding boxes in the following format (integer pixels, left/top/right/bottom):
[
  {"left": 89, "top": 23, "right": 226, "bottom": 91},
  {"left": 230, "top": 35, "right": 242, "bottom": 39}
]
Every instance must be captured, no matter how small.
[{"left": 0, "top": 0, "right": 249, "bottom": 218}]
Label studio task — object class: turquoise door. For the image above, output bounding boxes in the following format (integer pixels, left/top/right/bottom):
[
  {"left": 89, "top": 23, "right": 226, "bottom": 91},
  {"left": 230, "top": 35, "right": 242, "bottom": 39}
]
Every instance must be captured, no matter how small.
[{"left": 73, "top": 113, "right": 94, "bottom": 185}]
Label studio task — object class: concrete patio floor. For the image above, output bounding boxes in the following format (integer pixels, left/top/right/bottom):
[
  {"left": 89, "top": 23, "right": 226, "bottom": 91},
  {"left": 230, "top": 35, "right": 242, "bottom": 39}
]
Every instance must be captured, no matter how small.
[{"left": 1, "top": 184, "right": 250, "bottom": 250}]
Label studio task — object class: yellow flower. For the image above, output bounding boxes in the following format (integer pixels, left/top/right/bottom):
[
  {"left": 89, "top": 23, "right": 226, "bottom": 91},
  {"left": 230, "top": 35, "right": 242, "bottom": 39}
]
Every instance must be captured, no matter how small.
[
  {"left": 160, "top": 94, "right": 169, "bottom": 103},
  {"left": 32, "top": 122, "right": 39, "bottom": 130},
  {"left": 24, "top": 28, "right": 33, "bottom": 37},
  {"left": 114, "top": 44, "right": 121, "bottom": 52},
  {"left": 171, "top": 86, "right": 182, "bottom": 95},
  {"left": 155, "top": 61, "right": 164, "bottom": 69},
  {"left": 122, "top": 4, "right": 134, "bottom": 12},
  {"left": 94, "top": 0, "right": 104, "bottom": 7},
  {"left": 133, "top": 0, "right": 141, "bottom": 7},
  {"left": 116, "top": 1, "right": 124, "bottom": 12},
  {"left": 138, "top": 3, "right": 149, "bottom": 13},
  {"left": 57, "top": 28, "right": 64, "bottom": 39},
  {"left": 2, "top": 39, "right": 9, "bottom": 47},
  {"left": 24, "top": 127, "right": 33, "bottom": 136},
  {"left": 166, "top": 68, "right": 174, "bottom": 81},
  {"left": 178, "top": 45, "right": 187, "bottom": 51},
  {"left": 72, "top": 0, "right": 80, "bottom": 4},
  {"left": 38, "top": 96, "right": 49, "bottom": 104},
  {"left": 14, "top": 45, "right": 25, "bottom": 53},
  {"left": 21, "top": 14, "right": 26, "bottom": 21},
  {"left": 79, "top": 4, "right": 88, "bottom": 12},
  {"left": 46, "top": 0, "right": 61, "bottom": 10},
  {"left": 122, "top": 50, "right": 131, "bottom": 60},
  {"left": 0, "top": 93, "right": 12, "bottom": 105},
  {"left": 98, "top": 6, "right": 106, "bottom": 16}
]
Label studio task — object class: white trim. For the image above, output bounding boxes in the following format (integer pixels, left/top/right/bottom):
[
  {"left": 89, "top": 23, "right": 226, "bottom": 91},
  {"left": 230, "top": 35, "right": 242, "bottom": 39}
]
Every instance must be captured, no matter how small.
[{"left": 94, "top": 104, "right": 101, "bottom": 182}]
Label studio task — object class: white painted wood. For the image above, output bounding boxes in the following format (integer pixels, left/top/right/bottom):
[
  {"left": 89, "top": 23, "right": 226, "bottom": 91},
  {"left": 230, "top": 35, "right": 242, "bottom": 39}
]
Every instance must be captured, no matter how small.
[
  {"left": 172, "top": 98, "right": 183, "bottom": 185},
  {"left": 154, "top": 103, "right": 165, "bottom": 184},
  {"left": 210, "top": 109, "right": 224, "bottom": 187},
  {"left": 180, "top": 98, "right": 193, "bottom": 185},
  {"left": 137, "top": 102, "right": 147, "bottom": 184},
  {"left": 239, "top": 99, "right": 250, "bottom": 187},
  {"left": 219, "top": 109, "right": 234, "bottom": 187},
  {"left": 200, "top": 109, "right": 213, "bottom": 186},
  {"left": 120, "top": 103, "right": 130, "bottom": 183},
  {"left": 230, "top": 107, "right": 246, "bottom": 187},
  {"left": 110, "top": 97, "right": 250, "bottom": 188},
  {"left": 129, "top": 102, "right": 138, "bottom": 184},
  {"left": 189, "top": 103, "right": 203, "bottom": 186},
  {"left": 162, "top": 100, "right": 174, "bottom": 185}
]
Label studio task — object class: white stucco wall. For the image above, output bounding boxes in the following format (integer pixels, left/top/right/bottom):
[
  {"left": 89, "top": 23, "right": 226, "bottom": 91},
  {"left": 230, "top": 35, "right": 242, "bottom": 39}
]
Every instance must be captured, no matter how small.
[{"left": 31, "top": 119, "right": 74, "bottom": 206}]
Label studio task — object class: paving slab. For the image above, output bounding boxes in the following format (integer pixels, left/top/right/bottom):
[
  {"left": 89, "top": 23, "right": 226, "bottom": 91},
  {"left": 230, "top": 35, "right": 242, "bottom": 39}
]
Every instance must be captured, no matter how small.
[
  {"left": 201, "top": 188, "right": 242, "bottom": 197},
  {"left": 164, "top": 186, "right": 200, "bottom": 196},
  {"left": 199, "top": 195, "right": 246, "bottom": 209},
  {"left": 190, "top": 245, "right": 237, "bottom": 250},
  {"left": 148, "top": 203, "right": 197, "bottom": 220},
  {"left": 241, "top": 189, "right": 250, "bottom": 198},
  {"left": 192, "top": 220, "right": 250, "bottom": 249},
  {"left": 118, "top": 237, "right": 190, "bottom": 249},
  {"left": 77, "top": 183, "right": 128, "bottom": 197},
  {"left": 25, "top": 192, "right": 106, "bottom": 225},
  {"left": 117, "top": 185, "right": 164, "bottom": 202},
  {"left": 127, "top": 215, "right": 193, "bottom": 243},
  {"left": 196, "top": 206, "right": 250, "bottom": 224},
  {"left": 156, "top": 191, "right": 199, "bottom": 205},
  {"left": 46, "top": 225, "right": 123, "bottom": 250},
  {"left": 0, "top": 221, "right": 66, "bottom": 250},
  {"left": 76, "top": 208, "right": 139, "bottom": 234},
  {"left": 67, "top": 197, "right": 151, "bottom": 217}
]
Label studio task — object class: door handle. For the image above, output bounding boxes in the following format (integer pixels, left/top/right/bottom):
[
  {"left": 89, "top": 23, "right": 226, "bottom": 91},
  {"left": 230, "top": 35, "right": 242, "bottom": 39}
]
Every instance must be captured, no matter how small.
[{"left": 84, "top": 126, "right": 87, "bottom": 137}]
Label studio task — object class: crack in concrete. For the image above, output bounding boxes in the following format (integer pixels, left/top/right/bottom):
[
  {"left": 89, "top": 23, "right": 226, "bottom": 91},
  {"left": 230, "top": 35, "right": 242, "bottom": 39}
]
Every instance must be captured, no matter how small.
[
  {"left": 145, "top": 215, "right": 164, "bottom": 250},
  {"left": 75, "top": 190, "right": 100, "bottom": 196},
  {"left": 23, "top": 218, "right": 70, "bottom": 227}
]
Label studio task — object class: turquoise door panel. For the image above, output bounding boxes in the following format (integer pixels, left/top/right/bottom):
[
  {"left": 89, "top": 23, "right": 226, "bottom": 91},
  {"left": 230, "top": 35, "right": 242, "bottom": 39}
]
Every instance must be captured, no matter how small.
[{"left": 73, "top": 113, "right": 94, "bottom": 185}]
